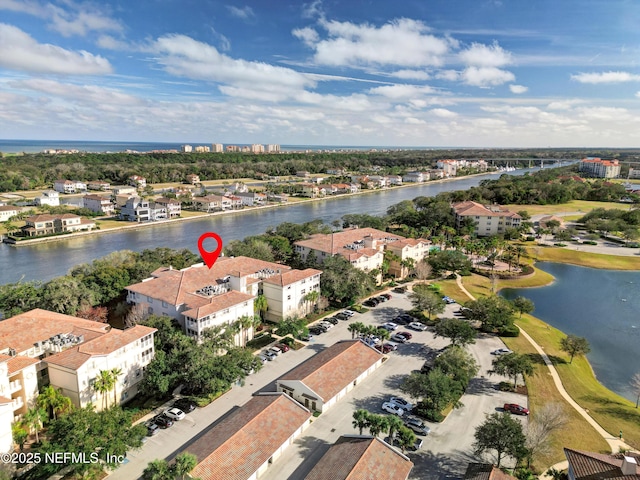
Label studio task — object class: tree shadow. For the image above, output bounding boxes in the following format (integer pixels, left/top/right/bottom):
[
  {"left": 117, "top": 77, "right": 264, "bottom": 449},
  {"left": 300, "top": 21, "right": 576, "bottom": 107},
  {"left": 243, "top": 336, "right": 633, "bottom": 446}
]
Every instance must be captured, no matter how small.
[
  {"left": 409, "top": 448, "right": 478, "bottom": 480},
  {"left": 393, "top": 342, "right": 434, "bottom": 359},
  {"left": 286, "top": 436, "right": 331, "bottom": 480},
  {"left": 465, "top": 376, "right": 499, "bottom": 396},
  {"left": 350, "top": 393, "right": 391, "bottom": 413},
  {"left": 382, "top": 373, "right": 409, "bottom": 391}
]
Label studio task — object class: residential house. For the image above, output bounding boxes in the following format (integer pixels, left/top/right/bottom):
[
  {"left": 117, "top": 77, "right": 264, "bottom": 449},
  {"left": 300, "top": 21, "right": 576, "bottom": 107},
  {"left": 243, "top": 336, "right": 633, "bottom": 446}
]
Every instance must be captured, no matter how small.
[
  {"left": 236, "top": 192, "right": 267, "bottom": 207},
  {"left": 0, "top": 309, "right": 156, "bottom": 452},
  {"left": 305, "top": 435, "right": 413, "bottom": 480},
  {"left": 171, "top": 186, "right": 195, "bottom": 198},
  {"left": 128, "top": 175, "right": 147, "bottom": 189},
  {"left": 21, "top": 214, "right": 96, "bottom": 237},
  {"left": 153, "top": 197, "right": 182, "bottom": 218},
  {"left": 34, "top": 190, "right": 60, "bottom": 207},
  {"left": 385, "top": 175, "right": 403, "bottom": 185},
  {"left": 183, "top": 393, "right": 312, "bottom": 480},
  {"left": 367, "top": 175, "right": 388, "bottom": 188},
  {"left": 53, "top": 180, "right": 77, "bottom": 194},
  {"left": 402, "top": 171, "right": 428, "bottom": 183},
  {"left": 579, "top": 158, "right": 621, "bottom": 178},
  {"left": 453, "top": 201, "right": 522, "bottom": 236},
  {"left": 120, "top": 197, "right": 151, "bottom": 222},
  {"left": 186, "top": 174, "right": 201, "bottom": 184},
  {"left": 82, "top": 194, "right": 115, "bottom": 216},
  {"left": 0, "top": 206, "right": 19, "bottom": 222},
  {"left": 193, "top": 194, "right": 232, "bottom": 212},
  {"left": 564, "top": 448, "right": 640, "bottom": 480},
  {"left": 111, "top": 185, "right": 137, "bottom": 197},
  {"left": 125, "top": 257, "right": 322, "bottom": 341},
  {"left": 429, "top": 169, "right": 445, "bottom": 179},
  {"left": 225, "top": 194, "right": 244, "bottom": 209},
  {"left": 301, "top": 184, "right": 322, "bottom": 198},
  {"left": 149, "top": 202, "right": 167, "bottom": 221},
  {"left": 87, "top": 181, "right": 111, "bottom": 191},
  {"left": 464, "top": 463, "right": 518, "bottom": 480},
  {"left": 296, "top": 171, "right": 310, "bottom": 178},
  {"left": 267, "top": 192, "right": 289, "bottom": 203},
  {"left": 326, "top": 168, "right": 346, "bottom": 175},
  {"left": 437, "top": 159, "right": 458, "bottom": 177},
  {"left": 276, "top": 340, "right": 383, "bottom": 413}
]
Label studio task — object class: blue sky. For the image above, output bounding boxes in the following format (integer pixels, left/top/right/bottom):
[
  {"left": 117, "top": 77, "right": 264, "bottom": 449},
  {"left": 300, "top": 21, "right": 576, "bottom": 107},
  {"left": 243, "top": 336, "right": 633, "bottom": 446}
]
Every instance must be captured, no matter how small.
[{"left": 1, "top": 0, "right": 640, "bottom": 147}]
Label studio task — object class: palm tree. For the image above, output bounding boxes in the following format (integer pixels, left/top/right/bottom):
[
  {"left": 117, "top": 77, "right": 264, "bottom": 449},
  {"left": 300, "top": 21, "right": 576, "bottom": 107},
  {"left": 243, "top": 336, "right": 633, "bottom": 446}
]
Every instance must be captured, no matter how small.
[
  {"left": 385, "top": 415, "right": 404, "bottom": 441},
  {"left": 95, "top": 370, "right": 115, "bottom": 410},
  {"left": 396, "top": 426, "right": 416, "bottom": 453},
  {"left": 352, "top": 409, "right": 370, "bottom": 435},
  {"left": 375, "top": 327, "right": 391, "bottom": 343},
  {"left": 110, "top": 367, "right": 123, "bottom": 406},
  {"left": 22, "top": 407, "right": 46, "bottom": 444},
  {"left": 142, "top": 459, "right": 173, "bottom": 480},
  {"left": 254, "top": 295, "right": 268, "bottom": 322},
  {"left": 237, "top": 315, "right": 254, "bottom": 345},
  {"left": 303, "top": 290, "right": 320, "bottom": 314},
  {"left": 367, "top": 414, "right": 388, "bottom": 438},
  {"left": 172, "top": 452, "right": 198, "bottom": 480},
  {"left": 348, "top": 322, "right": 365, "bottom": 339},
  {"left": 37, "top": 385, "right": 72, "bottom": 421}
]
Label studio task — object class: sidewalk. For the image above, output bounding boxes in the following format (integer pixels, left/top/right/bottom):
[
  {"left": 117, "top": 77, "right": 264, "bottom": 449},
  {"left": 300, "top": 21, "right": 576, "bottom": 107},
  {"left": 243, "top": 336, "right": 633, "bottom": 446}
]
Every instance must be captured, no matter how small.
[{"left": 455, "top": 275, "right": 634, "bottom": 477}]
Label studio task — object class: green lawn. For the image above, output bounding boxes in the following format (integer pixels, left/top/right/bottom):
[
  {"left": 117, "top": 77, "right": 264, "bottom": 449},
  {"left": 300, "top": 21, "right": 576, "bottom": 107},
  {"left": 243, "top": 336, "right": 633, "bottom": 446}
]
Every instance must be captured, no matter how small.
[
  {"left": 528, "top": 246, "right": 640, "bottom": 270},
  {"left": 504, "top": 200, "right": 632, "bottom": 216}
]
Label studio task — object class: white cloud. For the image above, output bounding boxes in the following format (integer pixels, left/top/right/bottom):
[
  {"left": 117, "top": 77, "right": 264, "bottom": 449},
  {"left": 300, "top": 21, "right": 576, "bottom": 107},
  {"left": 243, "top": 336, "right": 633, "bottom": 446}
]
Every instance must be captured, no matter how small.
[
  {"left": 405, "top": 117, "right": 426, "bottom": 124},
  {"left": 96, "top": 34, "right": 130, "bottom": 50},
  {"left": 459, "top": 42, "right": 512, "bottom": 67},
  {"left": 391, "top": 69, "right": 430, "bottom": 80},
  {"left": 11, "top": 79, "right": 146, "bottom": 106},
  {"left": 0, "top": 24, "right": 112, "bottom": 74},
  {"left": 461, "top": 66, "right": 515, "bottom": 87},
  {"left": 0, "top": 0, "right": 123, "bottom": 37},
  {"left": 307, "top": 18, "right": 451, "bottom": 67},
  {"left": 547, "top": 99, "right": 583, "bottom": 110},
  {"left": 436, "top": 70, "right": 460, "bottom": 81},
  {"left": 292, "top": 27, "right": 319, "bottom": 47},
  {"left": 571, "top": 71, "right": 640, "bottom": 84},
  {"left": 509, "top": 84, "right": 528, "bottom": 94},
  {"left": 368, "top": 84, "right": 435, "bottom": 99},
  {"left": 636, "top": 92, "right": 640, "bottom": 98},
  {"left": 302, "top": 0, "right": 324, "bottom": 19},
  {"left": 429, "top": 108, "right": 457, "bottom": 118},
  {"left": 226, "top": 5, "right": 255, "bottom": 20}
]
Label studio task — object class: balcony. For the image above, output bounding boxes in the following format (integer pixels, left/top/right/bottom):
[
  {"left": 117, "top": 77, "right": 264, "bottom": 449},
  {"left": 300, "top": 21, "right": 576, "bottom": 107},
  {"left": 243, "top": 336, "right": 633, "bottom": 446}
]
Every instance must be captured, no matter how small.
[
  {"left": 11, "top": 397, "right": 23, "bottom": 411},
  {"left": 8, "top": 380, "right": 21, "bottom": 394}
]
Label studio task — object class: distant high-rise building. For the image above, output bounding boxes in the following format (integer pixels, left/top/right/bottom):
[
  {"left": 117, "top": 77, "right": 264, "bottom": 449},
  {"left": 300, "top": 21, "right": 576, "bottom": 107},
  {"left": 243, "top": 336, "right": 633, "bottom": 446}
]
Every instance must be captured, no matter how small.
[
  {"left": 579, "top": 158, "right": 620, "bottom": 178},
  {"left": 194, "top": 145, "right": 210, "bottom": 153},
  {"left": 181, "top": 145, "right": 193, "bottom": 153},
  {"left": 267, "top": 144, "right": 280, "bottom": 153},
  {"left": 212, "top": 143, "right": 224, "bottom": 153},
  {"left": 226, "top": 145, "right": 240, "bottom": 152},
  {"left": 251, "top": 144, "right": 265, "bottom": 154}
]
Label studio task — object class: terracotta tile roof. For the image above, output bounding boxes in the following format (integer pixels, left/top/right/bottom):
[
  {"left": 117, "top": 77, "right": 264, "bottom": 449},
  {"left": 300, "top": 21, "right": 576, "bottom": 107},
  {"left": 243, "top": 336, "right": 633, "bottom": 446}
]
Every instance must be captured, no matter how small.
[
  {"left": 182, "top": 291, "right": 255, "bottom": 319},
  {"left": 338, "top": 248, "right": 382, "bottom": 262},
  {"left": 186, "top": 393, "right": 311, "bottom": 480},
  {"left": 464, "top": 463, "right": 518, "bottom": 480},
  {"left": 127, "top": 257, "right": 291, "bottom": 307},
  {"left": 45, "top": 325, "right": 156, "bottom": 370},
  {"left": 565, "top": 448, "right": 640, "bottom": 479},
  {"left": 0, "top": 206, "right": 18, "bottom": 212},
  {"left": 278, "top": 340, "right": 382, "bottom": 402},
  {"left": 453, "top": 201, "right": 521, "bottom": 219},
  {"left": 388, "top": 238, "right": 431, "bottom": 248},
  {"left": 83, "top": 194, "right": 109, "bottom": 202},
  {"left": 0, "top": 396, "right": 12, "bottom": 405},
  {"left": 25, "top": 214, "right": 57, "bottom": 222},
  {"left": 0, "top": 309, "right": 110, "bottom": 354},
  {"left": 295, "top": 227, "right": 405, "bottom": 255},
  {"left": 153, "top": 197, "right": 180, "bottom": 205},
  {"left": 305, "top": 435, "right": 413, "bottom": 480},
  {"left": 7, "top": 356, "right": 39, "bottom": 375},
  {"left": 261, "top": 268, "right": 322, "bottom": 287}
]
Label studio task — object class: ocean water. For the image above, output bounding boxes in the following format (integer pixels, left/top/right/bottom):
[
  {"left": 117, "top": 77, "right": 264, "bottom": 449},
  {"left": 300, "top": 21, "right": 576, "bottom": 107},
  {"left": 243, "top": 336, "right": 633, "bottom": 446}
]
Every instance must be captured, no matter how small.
[{"left": 0, "top": 139, "right": 442, "bottom": 154}]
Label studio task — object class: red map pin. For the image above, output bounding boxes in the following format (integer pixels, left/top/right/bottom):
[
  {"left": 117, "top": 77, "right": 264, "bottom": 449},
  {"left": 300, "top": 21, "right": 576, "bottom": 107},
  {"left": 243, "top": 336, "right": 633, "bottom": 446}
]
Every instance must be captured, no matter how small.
[{"left": 198, "top": 232, "right": 223, "bottom": 269}]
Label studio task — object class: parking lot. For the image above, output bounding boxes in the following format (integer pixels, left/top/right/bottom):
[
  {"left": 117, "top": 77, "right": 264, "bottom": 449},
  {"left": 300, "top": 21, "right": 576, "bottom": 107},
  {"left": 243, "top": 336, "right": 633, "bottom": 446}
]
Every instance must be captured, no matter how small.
[{"left": 112, "top": 291, "right": 527, "bottom": 479}]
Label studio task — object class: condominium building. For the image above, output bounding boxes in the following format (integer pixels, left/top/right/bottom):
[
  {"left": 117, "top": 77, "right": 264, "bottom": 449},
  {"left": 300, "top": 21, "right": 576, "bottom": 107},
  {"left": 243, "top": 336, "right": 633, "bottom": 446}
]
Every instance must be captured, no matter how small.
[
  {"left": 212, "top": 143, "right": 224, "bottom": 153},
  {"left": 194, "top": 145, "right": 210, "bottom": 153},
  {"left": 267, "top": 144, "right": 280, "bottom": 153},
  {"left": 182, "top": 145, "right": 193, "bottom": 153},
  {"left": 251, "top": 144, "right": 265, "bottom": 154},
  {"left": 578, "top": 158, "right": 621, "bottom": 178},
  {"left": 452, "top": 201, "right": 522, "bottom": 236}
]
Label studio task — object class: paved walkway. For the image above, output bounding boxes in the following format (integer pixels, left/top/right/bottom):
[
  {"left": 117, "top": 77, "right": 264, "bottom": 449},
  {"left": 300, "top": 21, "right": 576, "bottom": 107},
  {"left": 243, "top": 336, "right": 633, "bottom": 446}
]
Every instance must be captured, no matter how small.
[{"left": 454, "top": 275, "right": 634, "bottom": 477}]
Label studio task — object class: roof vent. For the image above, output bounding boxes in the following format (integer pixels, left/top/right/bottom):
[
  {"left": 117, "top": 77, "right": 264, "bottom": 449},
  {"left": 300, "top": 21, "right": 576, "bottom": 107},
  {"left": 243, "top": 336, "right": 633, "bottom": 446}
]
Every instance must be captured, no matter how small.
[{"left": 621, "top": 456, "right": 637, "bottom": 475}]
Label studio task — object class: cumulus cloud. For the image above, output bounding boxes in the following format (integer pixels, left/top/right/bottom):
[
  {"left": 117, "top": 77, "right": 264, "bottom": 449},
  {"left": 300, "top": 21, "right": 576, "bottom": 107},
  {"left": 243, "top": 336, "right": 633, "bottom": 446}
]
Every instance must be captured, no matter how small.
[
  {"left": 292, "top": 27, "right": 319, "bottom": 47},
  {"left": 459, "top": 41, "right": 512, "bottom": 67},
  {"left": 0, "top": 24, "right": 112, "bottom": 74},
  {"left": 305, "top": 18, "right": 451, "bottom": 67},
  {"left": 391, "top": 69, "right": 430, "bottom": 80},
  {"left": 571, "top": 71, "right": 640, "bottom": 84},
  {"left": 461, "top": 66, "right": 515, "bottom": 87},
  {"left": 509, "top": 84, "right": 528, "bottom": 94},
  {"left": 429, "top": 108, "right": 457, "bottom": 118},
  {"left": 368, "top": 84, "right": 436, "bottom": 99},
  {"left": 436, "top": 69, "right": 460, "bottom": 81},
  {"left": 226, "top": 5, "right": 255, "bottom": 20},
  {"left": 0, "top": 0, "right": 123, "bottom": 37}
]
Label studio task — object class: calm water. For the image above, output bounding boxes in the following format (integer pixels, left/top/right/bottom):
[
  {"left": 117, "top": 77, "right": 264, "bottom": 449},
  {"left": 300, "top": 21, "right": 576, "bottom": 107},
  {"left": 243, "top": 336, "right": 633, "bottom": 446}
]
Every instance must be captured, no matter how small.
[{"left": 502, "top": 262, "right": 640, "bottom": 402}]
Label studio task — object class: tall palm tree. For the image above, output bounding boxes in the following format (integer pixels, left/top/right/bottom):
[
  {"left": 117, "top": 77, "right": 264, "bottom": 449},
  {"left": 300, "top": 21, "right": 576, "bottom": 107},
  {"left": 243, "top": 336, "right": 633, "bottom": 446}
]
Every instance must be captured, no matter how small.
[
  {"left": 303, "top": 290, "right": 320, "bottom": 314},
  {"left": 237, "top": 315, "right": 254, "bottom": 345},
  {"left": 22, "top": 407, "right": 46, "bottom": 444},
  {"left": 352, "top": 409, "right": 370, "bottom": 435},
  {"left": 254, "top": 295, "right": 268, "bottom": 322},
  {"left": 348, "top": 322, "right": 365, "bottom": 339},
  {"left": 110, "top": 367, "right": 123, "bottom": 406},
  {"left": 37, "top": 385, "right": 72, "bottom": 421},
  {"left": 172, "top": 452, "right": 198, "bottom": 480},
  {"left": 95, "top": 370, "right": 115, "bottom": 410},
  {"left": 367, "top": 414, "right": 389, "bottom": 438},
  {"left": 386, "top": 415, "right": 404, "bottom": 441},
  {"left": 396, "top": 426, "right": 416, "bottom": 453}
]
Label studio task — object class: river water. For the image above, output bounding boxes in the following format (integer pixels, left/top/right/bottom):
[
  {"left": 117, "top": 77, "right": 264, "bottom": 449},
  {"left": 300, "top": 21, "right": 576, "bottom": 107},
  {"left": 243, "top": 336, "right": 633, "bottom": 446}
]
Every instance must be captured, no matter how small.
[
  {"left": 502, "top": 262, "right": 640, "bottom": 402},
  {"left": 1, "top": 170, "right": 536, "bottom": 285}
]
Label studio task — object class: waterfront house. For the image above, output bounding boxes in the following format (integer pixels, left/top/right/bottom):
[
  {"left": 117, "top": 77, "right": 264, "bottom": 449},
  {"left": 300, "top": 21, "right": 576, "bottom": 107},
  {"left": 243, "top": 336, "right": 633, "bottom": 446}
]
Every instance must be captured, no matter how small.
[
  {"left": 276, "top": 340, "right": 383, "bottom": 413},
  {"left": 0, "top": 206, "right": 19, "bottom": 222},
  {"left": 402, "top": 171, "right": 429, "bottom": 183},
  {"left": 193, "top": 194, "right": 232, "bottom": 212},
  {"left": 82, "top": 194, "right": 115, "bottom": 216},
  {"left": 235, "top": 191, "right": 267, "bottom": 207},
  {"left": 111, "top": 185, "right": 137, "bottom": 197},
  {"left": 153, "top": 197, "right": 181, "bottom": 218},
  {"left": 21, "top": 214, "right": 96, "bottom": 237},
  {"left": 34, "top": 190, "right": 60, "bottom": 207},
  {"left": 564, "top": 448, "right": 640, "bottom": 480},
  {"left": 120, "top": 197, "right": 151, "bottom": 222}
]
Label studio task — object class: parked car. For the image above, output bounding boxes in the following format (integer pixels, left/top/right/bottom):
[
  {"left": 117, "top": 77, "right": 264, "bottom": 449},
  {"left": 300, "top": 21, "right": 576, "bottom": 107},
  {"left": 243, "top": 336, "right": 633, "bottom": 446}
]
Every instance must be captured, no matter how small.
[
  {"left": 408, "top": 322, "right": 428, "bottom": 331},
  {"left": 146, "top": 421, "right": 160, "bottom": 436},
  {"left": 376, "top": 295, "right": 388, "bottom": 303},
  {"left": 397, "top": 331, "right": 413, "bottom": 340},
  {"left": 383, "top": 342, "right": 398, "bottom": 351},
  {"left": 343, "top": 310, "right": 357, "bottom": 317},
  {"left": 390, "top": 396, "right": 414, "bottom": 412},
  {"left": 381, "top": 402, "right": 404, "bottom": 416},
  {"left": 391, "top": 333, "right": 409, "bottom": 343},
  {"left": 319, "top": 321, "right": 333, "bottom": 330},
  {"left": 263, "top": 350, "right": 277, "bottom": 360},
  {"left": 298, "top": 333, "right": 312, "bottom": 341},
  {"left": 382, "top": 322, "right": 398, "bottom": 331},
  {"left": 275, "top": 343, "right": 290, "bottom": 352},
  {"left": 504, "top": 403, "right": 529, "bottom": 415},
  {"left": 364, "top": 298, "right": 379, "bottom": 307},
  {"left": 172, "top": 398, "right": 197, "bottom": 413},
  {"left": 375, "top": 344, "right": 393, "bottom": 354},
  {"left": 382, "top": 293, "right": 392, "bottom": 300},
  {"left": 326, "top": 316, "right": 340, "bottom": 324},
  {"left": 257, "top": 354, "right": 269, "bottom": 363},
  {"left": 393, "top": 286, "right": 407, "bottom": 293},
  {"left": 268, "top": 346, "right": 282, "bottom": 355},
  {"left": 442, "top": 296, "right": 456, "bottom": 304},
  {"left": 315, "top": 323, "right": 328, "bottom": 332},
  {"left": 335, "top": 313, "right": 349, "bottom": 321},
  {"left": 394, "top": 313, "right": 413, "bottom": 325},
  {"left": 309, "top": 326, "right": 324, "bottom": 335},
  {"left": 456, "top": 307, "right": 472, "bottom": 317},
  {"left": 491, "top": 348, "right": 513, "bottom": 355},
  {"left": 386, "top": 435, "right": 423, "bottom": 451},
  {"left": 153, "top": 414, "right": 174, "bottom": 429},
  {"left": 164, "top": 407, "right": 186, "bottom": 421},
  {"left": 404, "top": 417, "right": 431, "bottom": 436}
]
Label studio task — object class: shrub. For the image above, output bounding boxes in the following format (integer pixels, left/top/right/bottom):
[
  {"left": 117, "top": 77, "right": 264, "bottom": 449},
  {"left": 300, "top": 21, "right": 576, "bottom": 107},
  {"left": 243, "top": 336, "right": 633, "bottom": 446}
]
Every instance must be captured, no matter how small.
[
  {"left": 499, "top": 324, "right": 520, "bottom": 337},
  {"left": 554, "top": 243, "right": 567, "bottom": 247},
  {"left": 497, "top": 381, "right": 515, "bottom": 392},
  {"left": 246, "top": 334, "right": 274, "bottom": 349},
  {"left": 583, "top": 240, "right": 598, "bottom": 245},
  {"left": 413, "top": 403, "right": 445, "bottom": 422},
  {"left": 279, "top": 337, "right": 295, "bottom": 346},
  {"left": 525, "top": 235, "right": 535, "bottom": 241},
  {"left": 626, "top": 242, "right": 640, "bottom": 248}
]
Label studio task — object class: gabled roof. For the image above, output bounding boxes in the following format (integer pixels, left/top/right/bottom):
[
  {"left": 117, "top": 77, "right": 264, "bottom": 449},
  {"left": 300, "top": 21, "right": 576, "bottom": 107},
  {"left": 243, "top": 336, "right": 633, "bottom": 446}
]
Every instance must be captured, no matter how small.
[
  {"left": 564, "top": 448, "right": 640, "bottom": 480},
  {"left": 182, "top": 291, "right": 255, "bottom": 319},
  {"left": 294, "top": 227, "right": 405, "bottom": 255},
  {"left": 7, "top": 356, "right": 39, "bottom": 375},
  {"left": 278, "top": 340, "right": 382, "bottom": 402},
  {"left": 186, "top": 393, "right": 311, "bottom": 480},
  {"left": 262, "top": 268, "right": 322, "bottom": 287},
  {"left": 305, "top": 435, "right": 413, "bottom": 480},
  {"left": 464, "top": 463, "right": 518, "bottom": 480},
  {"left": 452, "top": 201, "right": 521, "bottom": 219}
]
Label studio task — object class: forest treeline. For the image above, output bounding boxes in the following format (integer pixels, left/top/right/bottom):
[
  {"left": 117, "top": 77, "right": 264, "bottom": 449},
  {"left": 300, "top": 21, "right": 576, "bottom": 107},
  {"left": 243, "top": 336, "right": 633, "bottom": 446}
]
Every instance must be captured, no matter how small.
[{"left": 2, "top": 148, "right": 639, "bottom": 192}]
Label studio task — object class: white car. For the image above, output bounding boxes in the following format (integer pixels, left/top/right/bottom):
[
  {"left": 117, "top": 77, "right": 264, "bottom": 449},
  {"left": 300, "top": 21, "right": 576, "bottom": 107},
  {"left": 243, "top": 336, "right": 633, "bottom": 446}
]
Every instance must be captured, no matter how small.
[
  {"left": 382, "top": 402, "right": 404, "bottom": 417},
  {"left": 319, "top": 321, "right": 333, "bottom": 329},
  {"left": 391, "top": 333, "right": 408, "bottom": 343},
  {"left": 268, "top": 346, "right": 282, "bottom": 355},
  {"left": 390, "top": 396, "right": 414, "bottom": 411},
  {"left": 343, "top": 310, "right": 356, "bottom": 317},
  {"left": 164, "top": 407, "right": 186, "bottom": 421},
  {"left": 382, "top": 322, "right": 398, "bottom": 331},
  {"left": 491, "top": 348, "right": 513, "bottom": 355},
  {"left": 408, "top": 322, "right": 428, "bottom": 331}
]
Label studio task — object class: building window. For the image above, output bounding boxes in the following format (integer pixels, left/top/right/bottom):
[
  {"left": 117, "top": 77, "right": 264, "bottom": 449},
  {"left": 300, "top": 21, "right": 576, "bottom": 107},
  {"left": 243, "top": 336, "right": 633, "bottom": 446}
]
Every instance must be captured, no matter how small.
[
  {"left": 162, "top": 301, "right": 168, "bottom": 308},
  {"left": 301, "top": 289, "right": 305, "bottom": 295},
  {"left": 147, "top": 296, "right": 153, "bottom": 303},
  {"left": 287, "top": 295, "right": 291, "bottom": 300}
]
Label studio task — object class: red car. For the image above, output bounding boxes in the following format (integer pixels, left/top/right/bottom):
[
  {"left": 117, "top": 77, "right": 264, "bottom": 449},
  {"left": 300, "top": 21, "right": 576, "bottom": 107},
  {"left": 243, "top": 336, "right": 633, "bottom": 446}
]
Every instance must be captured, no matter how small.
[
  {"left": 504, "top": 403, "right": 529, "bottom": 415},
  {"left": 397, "top": 331, "right": 413, "bottom": 340},
  {"left": 275, "top": 343, "right": 290, "bottom": 352}
]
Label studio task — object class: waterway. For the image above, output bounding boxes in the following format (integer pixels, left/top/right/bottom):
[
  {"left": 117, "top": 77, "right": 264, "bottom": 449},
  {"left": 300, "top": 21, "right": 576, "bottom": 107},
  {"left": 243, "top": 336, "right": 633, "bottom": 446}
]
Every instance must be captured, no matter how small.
[
  {"left": 502, "top": 262, "right": 640, "bottom": 402},
  {"left": 0, "top": 169, "right": 543, "bottom": 285}
]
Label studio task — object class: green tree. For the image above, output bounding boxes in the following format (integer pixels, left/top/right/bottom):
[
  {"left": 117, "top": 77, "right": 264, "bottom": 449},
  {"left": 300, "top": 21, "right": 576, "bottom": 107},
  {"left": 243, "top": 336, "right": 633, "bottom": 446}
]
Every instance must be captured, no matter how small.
[
  {"left": 37, "top": 385, "right": 73, "bottom": 421},
  {"left": 512, "top": 296, "right": 535, "bottom": 318},
  {"left": 320, "top": 256, "right": 375, "bottom": 306},
  {"left": 303, "top": 290, "right": 320, "bottom": 314},
  {"left": 408, "top": 284, "right": 445, "bottom": 319},
  {"left": 348, "top": 321, "right": 366, "bottom": 339},
  {"left": 434, "top": 346, "right": 480, "bottom": 392},
  {"left": 465, "top": 296, "right": 517, "bottom": 333},
  {"left": 142, "top": 459, "right": 173, "bottom": 480},
  {"left": 433, "top": 318, "right": 477, "bottom": 346},
  {"left": 395, "top": 426, "right": 417, "bottom": 453},
  {"left": 254, "top": 294, "right": 268, "bottom": 322},
  {"left": 491, "top": 353, "right": 534, "bottom": 388},
  {"left": 172, "top": 452, "right": 198, "bottom": 480},
  {"left": 473, "top": 412, "right": 528, "bottom": 467},
  {"left": 95, "top": 369, "right": 116, "bottom": 410},
  {"left": 560, "top": 335, "right": 591, "bottom": 364},
  {"left": 352, "top": 409, "right": 370, "bottom": 435},
  {"left": 0, "top": 280, "right": 42, "bottom": 317},
  {"left": 111, "top": 367, "right": 123, "bottom": 406},
  {"left": 385, "top": 414, "right": 404, "bottom": 441},
  {"left": 428, "top": 249, "right": 473, "bottom": 275},
  {"left": 23, "top": 407, "right": 47, "bottom": 444},
  {"left": 12, "top": 423, "right": 28, "bottom": 451},
  {"left": 366, "top": 414, "right": 388, "bottom": 438},
  {"left": 630, "top": 372, "right": 640, "bottom": 408}
]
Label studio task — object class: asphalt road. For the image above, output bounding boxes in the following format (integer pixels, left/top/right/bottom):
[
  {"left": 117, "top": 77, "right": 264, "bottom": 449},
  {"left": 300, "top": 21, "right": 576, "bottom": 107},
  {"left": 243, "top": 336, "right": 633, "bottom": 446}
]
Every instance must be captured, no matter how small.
[{"left": 109, "top": 291, "right": 528, "bottom": 479}]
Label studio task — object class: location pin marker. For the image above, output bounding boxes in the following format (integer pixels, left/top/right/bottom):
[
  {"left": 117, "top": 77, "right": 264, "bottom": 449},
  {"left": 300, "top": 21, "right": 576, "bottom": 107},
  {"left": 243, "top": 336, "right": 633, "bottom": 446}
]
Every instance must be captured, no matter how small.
[{"left": 198, "top": 232, "right": 223, "bottom": 269}]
